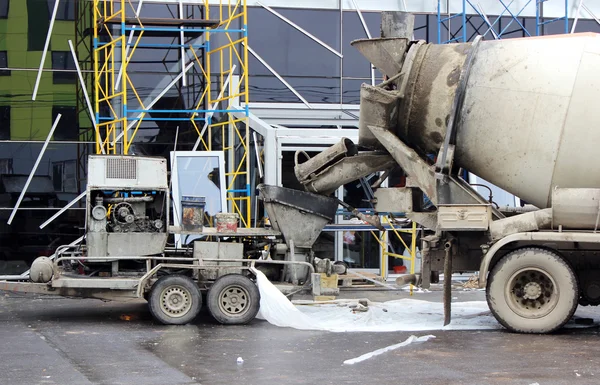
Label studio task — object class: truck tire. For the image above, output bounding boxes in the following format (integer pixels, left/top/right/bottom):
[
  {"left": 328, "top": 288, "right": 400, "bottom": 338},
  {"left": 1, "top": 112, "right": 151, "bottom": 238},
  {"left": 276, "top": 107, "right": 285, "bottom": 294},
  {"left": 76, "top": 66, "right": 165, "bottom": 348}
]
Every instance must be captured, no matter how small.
[
  {"left": 486, "top": 247, "right": 578, "bottom": 333},
  {"left": 207, "top": 274, "right": 260, "bottom": 325},
  {"left": 148, "top": 275, "right": 202, "bottom": 325}
]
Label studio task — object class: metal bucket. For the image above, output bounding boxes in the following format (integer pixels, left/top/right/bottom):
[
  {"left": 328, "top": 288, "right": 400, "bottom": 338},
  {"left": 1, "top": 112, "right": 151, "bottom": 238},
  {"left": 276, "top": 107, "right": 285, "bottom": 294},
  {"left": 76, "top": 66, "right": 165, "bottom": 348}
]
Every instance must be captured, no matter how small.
[
  {"left": 216, "top": 213, "right": 239, "bottom": 233},
  {"left": 181, "top": 196, "right": 205, "bottom": 231},
  {"left": 258, "top": 184, "right": 338, "bottom": 249}
]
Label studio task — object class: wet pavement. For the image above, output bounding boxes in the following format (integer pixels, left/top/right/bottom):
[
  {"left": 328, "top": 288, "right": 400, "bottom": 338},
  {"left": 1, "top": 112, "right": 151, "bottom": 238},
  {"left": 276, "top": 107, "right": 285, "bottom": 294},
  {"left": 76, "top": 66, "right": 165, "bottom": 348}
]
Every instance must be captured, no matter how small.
[{"left": 1, "top": 290, "right": 600, "bottom": 385}]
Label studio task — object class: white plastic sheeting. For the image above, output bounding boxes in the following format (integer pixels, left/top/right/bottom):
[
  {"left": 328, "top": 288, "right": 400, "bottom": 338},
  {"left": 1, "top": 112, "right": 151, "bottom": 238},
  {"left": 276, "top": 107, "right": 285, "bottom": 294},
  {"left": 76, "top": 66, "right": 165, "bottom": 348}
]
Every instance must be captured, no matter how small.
[
  {"left": 256, "top": 270, "right": 600, "bottom": 332},
  {"left": 255, "top": 270, "right": 500, "bottom": 332}
]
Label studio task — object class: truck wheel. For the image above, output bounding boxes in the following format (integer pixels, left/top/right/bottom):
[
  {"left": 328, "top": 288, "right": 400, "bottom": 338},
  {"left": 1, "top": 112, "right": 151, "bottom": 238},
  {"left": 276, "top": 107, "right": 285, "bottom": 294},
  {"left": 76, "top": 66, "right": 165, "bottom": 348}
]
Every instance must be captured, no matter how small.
[
  {"left": 148, "top": 275, "right": 202, "bottom": 325},
  {"left": 486, "top": 247, "right": 578, "bottom": 333},
  {"left": 207, "top": 274, "right": 260, "bottom": 325}
]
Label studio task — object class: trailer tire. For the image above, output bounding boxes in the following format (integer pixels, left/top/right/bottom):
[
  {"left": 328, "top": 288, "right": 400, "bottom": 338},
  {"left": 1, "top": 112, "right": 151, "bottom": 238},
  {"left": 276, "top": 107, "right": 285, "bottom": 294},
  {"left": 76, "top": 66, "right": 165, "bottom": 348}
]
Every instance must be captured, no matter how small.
[
  {"left": 486, "top": 247, "right": 578, "bottom": 333},
  {"left": 207, "top": 274, "right": 260, "bottom": 325},
  {"left": 148, "top": 275, "right": 202, "bottom": 325}
]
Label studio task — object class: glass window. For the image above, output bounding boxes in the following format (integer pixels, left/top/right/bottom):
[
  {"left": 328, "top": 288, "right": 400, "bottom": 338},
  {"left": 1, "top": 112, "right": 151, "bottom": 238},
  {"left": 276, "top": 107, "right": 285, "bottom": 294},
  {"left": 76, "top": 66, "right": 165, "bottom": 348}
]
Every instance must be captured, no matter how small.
[
  {"left": 0, "top": 158, "right": 12, "bottom": 174},
  {"left": 0, "top": 51, "right": 9, "bottom": 76},
  {"left": 52, "top": 106, "right": 78, "bottom": 141},
  {"left": 51, "top": 51, "right": 76, "bottom": 84},
  {"left": 52, "top": 162, "right": 63, "bottom": 191},
  {"left": 47, "top": 0, "right": 74, "bottom": 21},
  {"left": 63, "top": 160, "right": 77, "bottom": 192},
  {"left": 170, "top": 151, "right": 227, "bottom": 247},
  {"left": 342, "top": 11, "right": 375, "bottom": 80},
  {"left": 248, "top": 8, "right": 341, "bottom": 104},
  {"left": 0, "top": 142, "right": 85, "bottom": 270},
  {"left": 28, "top": 0, "right": 51, "bottom": 51},
  {"left": 0, "top": 106, "right": 9, "bottom": 140},
  {"left": 0, "top": 0, "right": 8, "bottom": 18},
  {"left": 52, "top": 160, "right": 77, "bottom": 192}
]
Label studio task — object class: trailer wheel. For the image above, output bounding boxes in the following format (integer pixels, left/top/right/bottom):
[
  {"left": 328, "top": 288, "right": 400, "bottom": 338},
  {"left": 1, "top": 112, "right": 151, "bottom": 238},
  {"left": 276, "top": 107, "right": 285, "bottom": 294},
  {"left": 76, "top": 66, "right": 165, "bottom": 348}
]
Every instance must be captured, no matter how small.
[
  {"left": 207, "top": 274, "right": 260, "bottom": 325},
  {"left": 486, "top": 247, "right": 578, "bottom": 333},
  {"left": 148, "top": 275, "right": 202, "bottom": 325}
]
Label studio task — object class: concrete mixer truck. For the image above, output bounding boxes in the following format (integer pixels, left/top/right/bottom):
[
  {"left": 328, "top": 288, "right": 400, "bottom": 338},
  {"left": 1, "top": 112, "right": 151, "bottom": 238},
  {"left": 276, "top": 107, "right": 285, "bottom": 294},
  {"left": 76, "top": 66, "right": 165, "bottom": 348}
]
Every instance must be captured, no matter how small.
[{"left": 293, "top": 29, "right": 600, "bottom": 333}]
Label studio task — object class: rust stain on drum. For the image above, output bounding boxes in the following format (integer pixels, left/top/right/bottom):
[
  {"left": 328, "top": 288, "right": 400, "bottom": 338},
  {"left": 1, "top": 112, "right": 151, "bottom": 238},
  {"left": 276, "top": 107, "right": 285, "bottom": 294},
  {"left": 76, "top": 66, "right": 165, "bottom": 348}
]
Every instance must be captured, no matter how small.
[{"left": 447, "top": 66, "right": 461, "bottom": 87}]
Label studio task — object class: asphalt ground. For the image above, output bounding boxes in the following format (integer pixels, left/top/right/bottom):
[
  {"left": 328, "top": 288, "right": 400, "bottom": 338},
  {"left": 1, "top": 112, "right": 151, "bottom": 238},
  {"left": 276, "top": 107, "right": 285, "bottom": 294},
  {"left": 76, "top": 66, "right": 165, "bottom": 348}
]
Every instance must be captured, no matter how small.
[{"left": 0, "top": 288, "right": 599, "bottom": 385}]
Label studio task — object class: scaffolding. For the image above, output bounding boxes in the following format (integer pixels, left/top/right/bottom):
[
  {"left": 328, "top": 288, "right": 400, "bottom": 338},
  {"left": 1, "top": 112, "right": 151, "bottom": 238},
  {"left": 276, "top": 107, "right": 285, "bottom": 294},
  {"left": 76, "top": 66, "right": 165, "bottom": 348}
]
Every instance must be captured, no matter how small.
[
  {"left": 75, "top": 0, "right": 95, "bottom": 199},
  {"left": 371, "top": 219, "right": 418, "bottom": 287},
  {"left": 93, "top": 0, "right": 251, "bottom": 227},
  {"left": 437, "top": 0, "right": 569, "bottom": 43}
]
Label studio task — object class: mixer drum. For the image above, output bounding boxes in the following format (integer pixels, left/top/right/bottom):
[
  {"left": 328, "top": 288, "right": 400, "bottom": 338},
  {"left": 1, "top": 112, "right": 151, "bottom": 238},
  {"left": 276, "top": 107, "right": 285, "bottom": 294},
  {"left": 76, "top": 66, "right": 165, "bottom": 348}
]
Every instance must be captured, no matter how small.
[{"left": 356, "top": 33, "right": 600, "bottom": 209}]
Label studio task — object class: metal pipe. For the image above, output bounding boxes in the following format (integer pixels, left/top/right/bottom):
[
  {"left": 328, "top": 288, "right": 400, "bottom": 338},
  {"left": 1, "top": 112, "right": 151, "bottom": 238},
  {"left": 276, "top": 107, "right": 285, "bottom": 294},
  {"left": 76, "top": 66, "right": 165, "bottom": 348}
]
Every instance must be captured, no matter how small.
[
  {"left": 245, "top": 44, "right": 312, "bottom": 108},
  {"left": 39, "top": 191, "right": 86, "bottom": 229},
  {"left": 103, "top": 196, "right": 154, "bottom": 203},
  {"left": 54, "top": 255, "right": 202, "bottom": 265},
  {"left": 248, "top": 259, "right": 315, "bottom": 275},
  {"left": 32, "top": 0, "right": 59, "bottom": 100},
  {"left": 350, "top": 0, "right": 375, "bottom": 86},
  {"left": 113, "top": 61, "right": 194, "bottom": 144},
  {"left": 497, "top": 205, "right": 539, "bottom": 214},
  {"left": 68, "top": 40, "right": 105, "bottom": 154},
  {"left": 476, "top": 2, "right": 499, "bottom": 39},
  {"left": 0, "top": 276, "right": 30, "bottom": 281},
  {"left": 115, "top": 0, "right": 145, "bottom": 90},
  {"left": 571, "top": 0, "right": 585, "bottom": 33},
  {"left": 253, "top": 131, "right": 264, "bottom": 178},
  {"left": 16, "top": 236, "right": 85, "bottom": 279},
  {"left": 51, "top": 255, "right": 315, "bottom": 277},
  {"left": 582, "top": 4, "right": 600, "bottom": 26},
  {"left": 257, "top": 1, "right": 342, "bottom": 58},
  {"left": 178, "top": 0, "right": 186, "bottom": 87},
  {"left": 395, "top": 273, "right": 418, "bottom": 287},
  {"left": 8, "top": 114, "right": 61, "bottom": 225},
  {"left": 470, "top": 183, "right": 493, "bottom": 203},
  {"left": 443, "top": 241, "right": 453, "bottom": 326},
  {"left": 347, "top": 269, "right": 398, "bottom": 290},
  {"left": 191, "top": 64, "right": 237, "bottom": 151}
]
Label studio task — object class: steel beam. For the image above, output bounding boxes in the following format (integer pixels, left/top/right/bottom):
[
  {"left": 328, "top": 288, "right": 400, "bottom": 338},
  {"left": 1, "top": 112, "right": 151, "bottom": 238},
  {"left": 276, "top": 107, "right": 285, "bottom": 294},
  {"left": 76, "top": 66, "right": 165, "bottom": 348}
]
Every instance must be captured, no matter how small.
[
  {"left": 137, "top": 0, "right": 600, "bottom": 19},
  {"left": 247, "top": 102, "right": 359, "bottom": 127}
]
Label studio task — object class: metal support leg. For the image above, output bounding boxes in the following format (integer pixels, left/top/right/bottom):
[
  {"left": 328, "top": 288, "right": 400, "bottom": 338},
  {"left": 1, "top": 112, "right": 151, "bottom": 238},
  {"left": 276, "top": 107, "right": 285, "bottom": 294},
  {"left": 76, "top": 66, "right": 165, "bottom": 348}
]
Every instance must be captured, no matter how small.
[
  {"left": 112, "top": 261, "right": 119, "bottom": 277},
  {"left": 443, "top": 240, "right": 453, "bottom": 326}
]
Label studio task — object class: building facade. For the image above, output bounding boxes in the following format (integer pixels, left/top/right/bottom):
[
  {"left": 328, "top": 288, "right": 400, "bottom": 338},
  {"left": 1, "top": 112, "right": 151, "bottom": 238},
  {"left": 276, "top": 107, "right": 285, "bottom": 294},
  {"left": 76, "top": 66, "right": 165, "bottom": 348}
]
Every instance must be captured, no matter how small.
[{"left": 0, "top": 0, "right": 599, "bottom": 274}]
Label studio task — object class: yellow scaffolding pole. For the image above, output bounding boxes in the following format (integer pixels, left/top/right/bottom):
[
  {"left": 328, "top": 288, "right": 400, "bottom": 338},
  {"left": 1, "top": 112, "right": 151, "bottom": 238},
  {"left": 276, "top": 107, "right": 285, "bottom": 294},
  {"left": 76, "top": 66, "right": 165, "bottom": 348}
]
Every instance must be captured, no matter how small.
[
  {"left": 94, "top": 1, "right": 252, "bottom": 225},
  {"left": 371, "top": 218, "right": 418, "bottom": 294},
  {"left": 93, "top": 0, "right": 126, "bottom": 155},
  {"left": 194, "top": 0, "right": 251, "bottom": 228}
]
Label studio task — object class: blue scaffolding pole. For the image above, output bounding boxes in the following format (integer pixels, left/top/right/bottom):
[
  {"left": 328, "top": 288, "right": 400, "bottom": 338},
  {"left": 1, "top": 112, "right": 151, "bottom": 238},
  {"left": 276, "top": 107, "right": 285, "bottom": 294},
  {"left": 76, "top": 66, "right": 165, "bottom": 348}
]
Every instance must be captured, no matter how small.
[
  {"left": 536, "top": 0, "right": 570, "bottom": 35},
  {"left": 437, "top": 0, "right": 569, "bottom": 43}
]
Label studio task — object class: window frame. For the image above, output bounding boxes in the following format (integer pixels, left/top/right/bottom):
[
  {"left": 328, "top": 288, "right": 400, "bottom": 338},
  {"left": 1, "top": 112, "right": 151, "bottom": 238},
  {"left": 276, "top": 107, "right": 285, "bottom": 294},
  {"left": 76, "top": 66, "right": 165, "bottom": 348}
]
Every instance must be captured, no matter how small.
[
  {"left": 52, "top": 160, "right": 77, "bottom": 193},
  {"left": 51, "top": 51, "right": 77, "bottom": 84},
  {"left": 170, "top": 151, "right": 227, "bottom": 248},
  {"left": 47, "top": 0, "right": 74, "bottom": 21},
  {"left": 51, "top": 106, "right": 78, "bottom": 141}
]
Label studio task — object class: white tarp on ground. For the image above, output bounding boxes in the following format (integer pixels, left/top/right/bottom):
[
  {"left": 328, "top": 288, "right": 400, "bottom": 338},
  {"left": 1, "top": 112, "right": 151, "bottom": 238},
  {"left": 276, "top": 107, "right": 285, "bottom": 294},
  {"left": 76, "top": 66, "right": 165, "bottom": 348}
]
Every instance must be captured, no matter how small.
[{"left": 255, "top": 270, "right": 600, "bottom": 332}]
